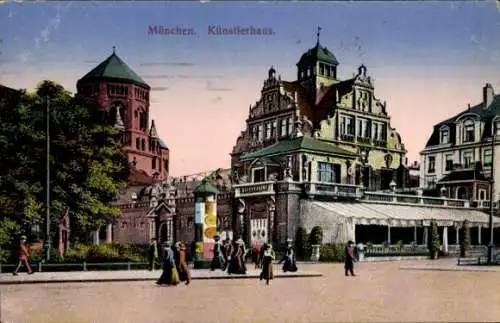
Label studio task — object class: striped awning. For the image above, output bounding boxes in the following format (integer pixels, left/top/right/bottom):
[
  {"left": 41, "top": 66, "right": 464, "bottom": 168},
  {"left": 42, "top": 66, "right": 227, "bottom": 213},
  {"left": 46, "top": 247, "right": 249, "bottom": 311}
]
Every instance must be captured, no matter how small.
[{"left": 312, "top": 201, "right": 500, "bottom": 227}]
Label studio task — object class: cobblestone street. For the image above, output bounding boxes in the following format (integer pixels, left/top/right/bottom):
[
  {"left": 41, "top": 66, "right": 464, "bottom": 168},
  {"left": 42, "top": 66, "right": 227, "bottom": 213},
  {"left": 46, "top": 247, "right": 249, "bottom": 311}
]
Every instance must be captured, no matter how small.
[{"left": 2, "top": 260, "right": 500, "bottom": 323}]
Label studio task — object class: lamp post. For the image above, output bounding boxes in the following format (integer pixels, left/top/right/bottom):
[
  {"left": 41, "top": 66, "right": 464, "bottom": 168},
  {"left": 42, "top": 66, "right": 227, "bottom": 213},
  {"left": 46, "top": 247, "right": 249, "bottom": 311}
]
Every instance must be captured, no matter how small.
[
  {"left": 487, "top": 133, "right": 496, "bottom": 264},
  {"left": 45, "top": 96, "right": 51, "bottom": 261}
]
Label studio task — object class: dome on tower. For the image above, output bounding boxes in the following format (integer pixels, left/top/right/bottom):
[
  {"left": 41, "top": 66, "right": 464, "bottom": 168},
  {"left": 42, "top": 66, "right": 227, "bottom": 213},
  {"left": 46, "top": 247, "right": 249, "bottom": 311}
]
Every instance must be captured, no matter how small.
[
  {"left": 78, "top": 48, "right": 150, "bottom": 88},
  {"left": 297, "top": 42, "right": 339, "bottom": 66}
]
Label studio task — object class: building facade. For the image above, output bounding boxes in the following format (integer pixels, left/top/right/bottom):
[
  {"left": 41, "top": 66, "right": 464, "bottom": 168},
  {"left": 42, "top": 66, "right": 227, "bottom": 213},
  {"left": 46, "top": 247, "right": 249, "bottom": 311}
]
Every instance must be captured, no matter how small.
[
  {"left": 77, "top": 48, "right": 169, "bottom": 180},
  {"left": 420, "top": 83, "right": 500, "bottom": 208}
]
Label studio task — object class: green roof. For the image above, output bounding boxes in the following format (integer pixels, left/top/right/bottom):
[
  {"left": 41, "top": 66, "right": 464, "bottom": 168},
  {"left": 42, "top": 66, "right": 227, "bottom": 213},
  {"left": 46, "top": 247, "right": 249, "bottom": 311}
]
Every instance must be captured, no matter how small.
[
  {"left": 298, "top": 42, "right": 339, "bottom": 66},
  {"left": 80, "top": 51, "right": 149, "bottom": 87},
  {"left": 194, "top": 180, "right": 219, "bottom": 196},
  {"left": 240, "top": 136, "right": 356, "bottom": 161}
]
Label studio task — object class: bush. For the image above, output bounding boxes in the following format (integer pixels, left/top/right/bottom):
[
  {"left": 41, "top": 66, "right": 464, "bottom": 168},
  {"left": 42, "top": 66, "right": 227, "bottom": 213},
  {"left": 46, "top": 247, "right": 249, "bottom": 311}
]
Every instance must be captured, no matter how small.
[
  {"left": 294, "top": 227, "right": 309, "bottom": 260},
  {"left": 428, "top": 220, "right": 441, "bottom": 259},
  {"left": 459, "top": 220, "right": 471, "bottom": 257},
  {"left": 308, "top": 226, "right": 323, "bottom": 246},
  {"left": 319, "top": 244, "right": 344, "bottom": 262}
]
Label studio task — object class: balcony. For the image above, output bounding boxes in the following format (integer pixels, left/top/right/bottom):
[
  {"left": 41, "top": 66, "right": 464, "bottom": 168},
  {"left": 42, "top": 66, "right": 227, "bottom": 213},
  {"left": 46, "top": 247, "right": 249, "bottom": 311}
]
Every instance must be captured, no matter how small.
[
  {"left": 470, "top": 200, "right": 499, "bottom": 209},
  {"left": 362, "top": 192, "right": 470, "bottom": 208},
  {"left": 234, "top": 181, "right": 275, "bottom": 198},
  {"left": 304, "top": 182, "right": 364, "bottom": 199}
]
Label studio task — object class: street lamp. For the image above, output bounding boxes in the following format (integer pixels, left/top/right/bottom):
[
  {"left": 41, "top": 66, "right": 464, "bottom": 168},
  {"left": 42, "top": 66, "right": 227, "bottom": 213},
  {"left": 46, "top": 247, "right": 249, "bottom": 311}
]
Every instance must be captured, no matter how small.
[
  {"left": 487, "top": 133, "right": 496, "bottom": 264},
  {"left": 45, "top": 96, "right": 51, "bottom": 261}
]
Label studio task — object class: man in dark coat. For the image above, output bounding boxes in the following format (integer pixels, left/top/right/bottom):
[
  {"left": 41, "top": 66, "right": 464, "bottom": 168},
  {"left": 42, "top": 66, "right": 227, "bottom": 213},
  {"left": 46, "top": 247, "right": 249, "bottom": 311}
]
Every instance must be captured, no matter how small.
[{"left": 344, "top": 240, "right": 356, "bottom": 276}]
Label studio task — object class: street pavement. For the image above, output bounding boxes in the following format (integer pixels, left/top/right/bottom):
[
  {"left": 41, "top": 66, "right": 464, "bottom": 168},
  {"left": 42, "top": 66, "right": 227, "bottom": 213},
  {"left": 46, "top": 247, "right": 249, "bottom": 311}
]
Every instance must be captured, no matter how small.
[
  {"left": 0, "top": 265, "right": 322, "bottom": 285},
  {"left": 2, "top": 260, "right": 500, "bottom": 323}
]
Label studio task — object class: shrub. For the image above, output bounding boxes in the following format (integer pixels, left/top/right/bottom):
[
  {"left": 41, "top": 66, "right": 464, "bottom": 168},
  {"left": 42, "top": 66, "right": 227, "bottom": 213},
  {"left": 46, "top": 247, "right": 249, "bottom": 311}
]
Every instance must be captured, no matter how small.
[
  {"left": 428, "top": 220, "right": 441, "bottom": 259},
  {"left": 308, "top": 226, "right": 323, "bottom": 246},
  {"left": 459, "top": 220, "right": 471, "bottom": 257},
  {"left": 294, "top": 227, "right": 309, "bottom": 260},
  {"left": 319, "top": 244, "right": 344, "bottom": 262}
]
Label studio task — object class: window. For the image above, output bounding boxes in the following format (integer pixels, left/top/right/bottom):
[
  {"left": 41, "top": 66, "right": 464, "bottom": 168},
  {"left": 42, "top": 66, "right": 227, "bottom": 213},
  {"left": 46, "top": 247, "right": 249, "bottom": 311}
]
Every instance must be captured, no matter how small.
[
  {"left": 164, "top": 159, "right": 169, "bottom": 173},
  {"left": 317, "top": 162, "right": 341, "bottom": 183},
  {"left": 462, "top": 151, "right": 474, "bottom": 168},
  {"left": 463, "top": 120, "right": 475, "bottom": 142},
  {"left": 254, "top": 124, "right": 261, "bottom": 141},
  {"left": 287, "top": 117, "right": 293, "bottom": 135},
  {"left": 340, "top": 116, "right": 354, "bottom": 135},
  {"left": 141, "top": 139, "right": 146, "bottom": 151},
  {"left": 440, "top": 129, "right": 449, "bottom": 144},
  {"left": 252, "top": 168, "right": 265, "bottom": 183},
  {"left": 152, "top": 157, "right": 156, "bottom": 170},
  {"left": 265, "top": 122, "right": 272, "bottom": 139},
  {"left": 445, "top": 154, "right": 454, "bottom": 171},
  {"left": 371, "top": 122, "right": 385, "bottom": 141},
  {"left": 136, "top": 138, "right": 140, "bottom": 149},
  {"left": 271, "top": 120, "right": 277, "bottom": 138},
  {"left": 428, "top": 156, "right": 436, "bottom": 173},
  {"left": 479, "top": 189, "right": 486, "bottom": 200},
  {"left": 280, "top": 119, "right": 287, "bottom": 137},
  {"left": 357, "top": 118, "right": 369, "bottom": 138},
  {"left": 484, "top": 149, "right": 493, "bottom": 167}
]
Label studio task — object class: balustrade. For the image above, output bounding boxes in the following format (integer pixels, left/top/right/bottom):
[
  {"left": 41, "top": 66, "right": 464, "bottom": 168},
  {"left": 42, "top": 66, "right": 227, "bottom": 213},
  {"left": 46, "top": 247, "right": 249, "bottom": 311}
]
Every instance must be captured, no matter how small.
[{"left": 234, "top": 181, "right": 275, "bottom": 198}]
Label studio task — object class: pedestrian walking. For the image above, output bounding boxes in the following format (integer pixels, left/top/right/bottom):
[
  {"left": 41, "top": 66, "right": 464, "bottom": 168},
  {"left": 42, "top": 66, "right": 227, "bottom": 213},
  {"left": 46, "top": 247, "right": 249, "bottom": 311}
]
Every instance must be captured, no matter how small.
[
  {"left": 227, "top": 238, "right": 246, "bottom": 275},
  {"left": 156, "top": 242, "right": 180, "bottom": 286},
  {"left": 210, "top": 235, "right": 226, "bottom": 271},
  {"left": 280, "top": 239, "right": 298, "bottom": 272},
  {"left": 260, "top": 244, "right": 275, "bottom": 285},
  {"left": 175, "top": 241, "right": 191, "bottom": 285},
  {"left": 12, "top": 236, "right": 33, "bottom": 276},
  {"left": 148, "top": 238, "right": 159, "bottom": 271},
  {"left": 344, "top": 240, "right": 357, "bottom": 277}
]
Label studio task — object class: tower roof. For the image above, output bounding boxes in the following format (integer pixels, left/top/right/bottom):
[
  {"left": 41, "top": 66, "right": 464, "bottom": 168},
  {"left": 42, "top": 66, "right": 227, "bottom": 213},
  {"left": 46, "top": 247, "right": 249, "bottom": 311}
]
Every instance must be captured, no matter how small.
[
  {"left": 79, "top": 48, "right": 149, "bottom": 88},
  {"left": 297, "top": 42, "right": 339, "bottom": 66}
]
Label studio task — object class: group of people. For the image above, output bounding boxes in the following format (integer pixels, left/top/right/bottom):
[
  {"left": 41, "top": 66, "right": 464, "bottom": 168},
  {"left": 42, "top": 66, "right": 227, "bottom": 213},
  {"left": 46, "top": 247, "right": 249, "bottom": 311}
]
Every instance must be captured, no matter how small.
[
  {"left": 154, "top": 240, "right": 191, "bottom": 286},
  {"left": 211, "top": 236, "right": 248, "bottom": 275}
]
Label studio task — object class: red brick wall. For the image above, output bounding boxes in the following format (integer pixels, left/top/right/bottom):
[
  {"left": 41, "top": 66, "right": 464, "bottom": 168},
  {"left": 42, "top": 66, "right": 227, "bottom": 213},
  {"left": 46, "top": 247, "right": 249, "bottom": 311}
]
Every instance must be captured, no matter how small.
[{"left": 113, "top": 206, "right": 150, "bottom": 244}]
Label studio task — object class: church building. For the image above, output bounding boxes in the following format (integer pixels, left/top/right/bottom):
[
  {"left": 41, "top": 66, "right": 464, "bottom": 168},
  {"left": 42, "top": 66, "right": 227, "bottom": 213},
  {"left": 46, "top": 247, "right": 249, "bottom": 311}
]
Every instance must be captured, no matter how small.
[{"left": 77, "top": 47, "right": 169, "bottom": 183}]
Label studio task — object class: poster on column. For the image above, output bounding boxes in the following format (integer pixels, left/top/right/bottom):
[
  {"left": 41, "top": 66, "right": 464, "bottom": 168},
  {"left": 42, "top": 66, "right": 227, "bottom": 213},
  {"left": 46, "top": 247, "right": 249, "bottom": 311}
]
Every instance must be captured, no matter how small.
[
  {"left": 203, "top": 200, "right": 217, "bottom": 260},
  {"left": 195, "top": 202, "right": 205, "bottom": 224}
]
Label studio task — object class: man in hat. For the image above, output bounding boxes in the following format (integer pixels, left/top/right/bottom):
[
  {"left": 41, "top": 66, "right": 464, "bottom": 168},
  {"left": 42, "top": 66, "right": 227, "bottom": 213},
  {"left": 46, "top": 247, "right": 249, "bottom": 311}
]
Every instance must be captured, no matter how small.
[
  {"left": 12, "top": 236, "right": 33, "bottom": 276},
  {"left": 344, "top": 240, "right": 356, "bottom": 277},
  {"left": 210, "top": 235, "right": 226, "bottom": 271}
]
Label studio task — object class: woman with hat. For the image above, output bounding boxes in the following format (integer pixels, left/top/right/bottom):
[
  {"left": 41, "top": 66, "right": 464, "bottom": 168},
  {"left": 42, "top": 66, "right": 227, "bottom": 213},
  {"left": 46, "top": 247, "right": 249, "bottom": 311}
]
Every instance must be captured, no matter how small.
[
  {"left": 260, "top": 244, "right": 275, "bottom": 285},
  {"left": 210, "top": 235, "right": 226, "bottom": 271},
  {"left": 279, "top": 239, "right": 298, "bottom": 272},
  {"left": 227, "top": 238, "right": 246, "bottom": 275},
  {"left": 175, "top": 241, "right": 191, "bottom": 285},
  {"left": 156, "top": 242, "right": 180, "bottom": 286}
]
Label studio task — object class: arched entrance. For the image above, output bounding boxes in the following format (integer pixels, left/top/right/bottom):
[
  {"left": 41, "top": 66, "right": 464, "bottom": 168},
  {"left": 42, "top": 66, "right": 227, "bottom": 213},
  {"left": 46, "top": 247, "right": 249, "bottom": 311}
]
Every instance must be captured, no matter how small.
[{"left": 158, "top": 218, "right": 173, "bottom": 244}]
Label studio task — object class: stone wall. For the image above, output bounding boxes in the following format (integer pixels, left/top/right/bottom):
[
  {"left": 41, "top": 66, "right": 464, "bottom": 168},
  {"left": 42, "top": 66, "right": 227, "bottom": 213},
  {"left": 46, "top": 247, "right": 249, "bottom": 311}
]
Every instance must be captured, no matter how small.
[{"left": 113, "top": 204, "right": 150, "bottom": 244}]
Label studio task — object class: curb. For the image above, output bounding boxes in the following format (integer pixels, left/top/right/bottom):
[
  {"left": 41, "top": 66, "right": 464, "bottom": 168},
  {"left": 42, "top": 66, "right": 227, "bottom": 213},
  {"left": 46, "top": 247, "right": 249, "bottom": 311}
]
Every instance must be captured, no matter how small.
[
  {"left": 0, "top": 273, "right": 323, "bottom": 285},
  {"left": 399, "top": 266, "right": 500, "bottom": 273}
]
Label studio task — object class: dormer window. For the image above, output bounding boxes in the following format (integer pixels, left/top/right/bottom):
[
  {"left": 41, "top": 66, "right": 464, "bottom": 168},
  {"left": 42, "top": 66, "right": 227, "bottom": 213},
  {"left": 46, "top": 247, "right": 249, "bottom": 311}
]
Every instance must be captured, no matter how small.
[
  {"left": 463, "top": 120, "right": 475, "bottom": 142},
  {"left": 440, "top": 128, "right": 449, "bottom": 144}
]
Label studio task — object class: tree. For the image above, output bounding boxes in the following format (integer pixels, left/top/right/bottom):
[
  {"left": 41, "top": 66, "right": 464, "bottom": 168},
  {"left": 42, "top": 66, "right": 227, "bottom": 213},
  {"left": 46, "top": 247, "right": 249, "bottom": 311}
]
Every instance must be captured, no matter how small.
[
  {"left": 459, "top": 220, "right": 471, "bottom": 257},
  {"left": 0, "top": 80, "right": 129, "bottom": 259},
  {"left": 294, "top": 227, "right": 309, "bottom": 260},
  {"left": 308, "top": 226, "right": 324, "bottom": 246},
  {"left": 427, "top": 220, "right": 441, "bottom": 259}
]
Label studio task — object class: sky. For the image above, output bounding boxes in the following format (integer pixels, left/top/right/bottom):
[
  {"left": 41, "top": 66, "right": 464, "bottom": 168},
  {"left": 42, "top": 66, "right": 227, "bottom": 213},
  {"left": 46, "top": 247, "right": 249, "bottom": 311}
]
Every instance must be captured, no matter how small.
[{"left": 1, "top": 1, "right": 500, "bottom": 176}]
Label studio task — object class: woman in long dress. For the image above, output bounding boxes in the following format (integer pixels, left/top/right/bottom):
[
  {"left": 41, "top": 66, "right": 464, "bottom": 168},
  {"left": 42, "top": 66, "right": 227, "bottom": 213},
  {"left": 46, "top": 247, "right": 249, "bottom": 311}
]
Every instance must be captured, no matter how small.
[
  {"left": 227, "top": 239, "right": 246, "bottom": 274},
  {"left": 280, "top": 239, "right": 298, "bottom": 272},
  {"left": 157, "top": 242, "right": 180, "bottom": 286},
  {"left": 260, "top": 244, "right": 275, "bottom": 285},
  {"left": 175, "top": 241, "right": 191, "bottom": 285}
]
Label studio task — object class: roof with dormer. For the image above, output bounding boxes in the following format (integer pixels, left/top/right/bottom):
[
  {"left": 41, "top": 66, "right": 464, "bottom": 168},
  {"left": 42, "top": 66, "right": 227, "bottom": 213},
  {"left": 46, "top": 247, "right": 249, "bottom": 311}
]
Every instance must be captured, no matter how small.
[
  {"left": 79, "top": 50, "right": 149, "bottom": 88},
  {"left": 297, "top": 41, "right": 339, "bottom": 66},
  {"left": 424, "top": 94, "right": 500, "bottom": 148},
  {"left": 240, "top": 136, "right": 356, "bottom": 161}
]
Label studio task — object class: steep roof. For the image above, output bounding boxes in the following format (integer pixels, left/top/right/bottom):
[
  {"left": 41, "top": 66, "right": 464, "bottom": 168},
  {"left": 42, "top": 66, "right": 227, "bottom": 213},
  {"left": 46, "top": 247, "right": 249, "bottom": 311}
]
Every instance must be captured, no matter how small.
[
  {"left": 240, "top": 136, "right": 356, "bottom": 161},
  {"left": 425, "top": 94, "right": 500, "bottom": 147},
  {"left": 79, "top": 51, "right": 149, "bottom": 88},
  {"left": 297, "top": 42, "right": 339, "bottom": 66}
]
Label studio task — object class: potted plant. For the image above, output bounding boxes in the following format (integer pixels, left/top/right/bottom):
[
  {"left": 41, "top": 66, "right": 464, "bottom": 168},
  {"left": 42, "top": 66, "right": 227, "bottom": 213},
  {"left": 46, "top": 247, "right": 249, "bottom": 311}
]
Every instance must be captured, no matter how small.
[
  {"left": 428, "top": 220, "right": 441, "bottom": 260},
  {"left": 308, "top": 226, "right": 323, "bottom": 262},
  {"left": 459, "top": 220, "right": 471, "bottom": 258}
]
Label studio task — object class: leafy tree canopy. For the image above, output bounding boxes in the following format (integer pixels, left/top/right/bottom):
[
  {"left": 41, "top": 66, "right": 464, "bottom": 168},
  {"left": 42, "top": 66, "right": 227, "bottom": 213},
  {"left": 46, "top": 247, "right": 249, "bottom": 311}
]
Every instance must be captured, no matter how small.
[{"left": 0, "top": 80, "right": 129, "bottom": 260}]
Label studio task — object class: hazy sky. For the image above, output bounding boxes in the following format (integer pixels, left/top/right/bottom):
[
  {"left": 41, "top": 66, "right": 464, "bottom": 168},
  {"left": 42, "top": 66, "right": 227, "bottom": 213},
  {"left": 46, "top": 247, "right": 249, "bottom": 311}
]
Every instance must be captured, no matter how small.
[{"left": 1, "top": 2, "right": 500, "bottom": 176}]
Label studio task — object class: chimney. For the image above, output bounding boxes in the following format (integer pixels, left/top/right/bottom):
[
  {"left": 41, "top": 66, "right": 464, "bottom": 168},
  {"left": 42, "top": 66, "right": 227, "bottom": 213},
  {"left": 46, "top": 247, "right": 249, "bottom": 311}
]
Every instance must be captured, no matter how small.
[{"left": 483, "top": 83, "right": 494, "bottom": 108}]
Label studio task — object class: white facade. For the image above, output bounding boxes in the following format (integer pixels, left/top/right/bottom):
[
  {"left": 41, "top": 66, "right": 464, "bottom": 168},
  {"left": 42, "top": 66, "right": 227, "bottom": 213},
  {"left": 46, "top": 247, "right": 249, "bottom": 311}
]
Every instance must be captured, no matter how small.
[{"left": 420, "top": 83, "right": 500, "bottom": 200}]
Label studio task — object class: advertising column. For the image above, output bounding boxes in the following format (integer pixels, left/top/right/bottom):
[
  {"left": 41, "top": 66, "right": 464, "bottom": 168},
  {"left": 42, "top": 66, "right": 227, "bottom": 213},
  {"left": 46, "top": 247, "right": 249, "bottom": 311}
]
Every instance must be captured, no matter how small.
[{"left": 203, "top": 196, "right": 217, "bottom": 260}]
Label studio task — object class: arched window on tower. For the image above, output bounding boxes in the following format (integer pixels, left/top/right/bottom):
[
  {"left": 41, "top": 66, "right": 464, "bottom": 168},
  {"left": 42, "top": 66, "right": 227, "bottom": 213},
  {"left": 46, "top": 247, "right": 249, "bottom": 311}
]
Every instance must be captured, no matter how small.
[
  {"left": 152, "top": 157, "right": 157, "bottom": 170},
  {"left": 139, "top": 111, "right": 147, "bottom": 130},
  {"left": 141, "top": 139, "right": 146, "bottom": 151}
]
